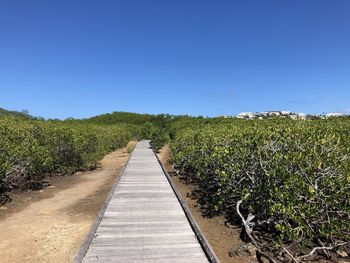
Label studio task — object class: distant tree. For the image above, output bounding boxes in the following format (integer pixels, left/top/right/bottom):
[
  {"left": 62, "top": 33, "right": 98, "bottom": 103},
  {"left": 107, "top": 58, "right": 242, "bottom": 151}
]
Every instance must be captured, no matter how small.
[{"left": 21, "top": 109, "right": 30, "bottom": 116}]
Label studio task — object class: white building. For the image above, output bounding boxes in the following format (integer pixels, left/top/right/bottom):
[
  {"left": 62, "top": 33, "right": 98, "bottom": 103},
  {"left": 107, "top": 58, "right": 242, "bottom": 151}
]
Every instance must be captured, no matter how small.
[
  {"left": 281, "top": 111, "right": 291, "bottom": 116},
  {"left": 237, "top": 112, "right": 255, "bottom": 119},
  {"left": 267, "top": 111, "right": 281, "bottom": 116},
  {"left": 325, "top": 112, "right": 344, "bottom": 118},
  {"left": 290, "top": 114, "right": 299, "bottom": 120},
  {"left": 259, "top": 112, "right": 269, "bottom": 117},
  {"left": 297, "top": 113, "right": 307, "bottom": 120}
]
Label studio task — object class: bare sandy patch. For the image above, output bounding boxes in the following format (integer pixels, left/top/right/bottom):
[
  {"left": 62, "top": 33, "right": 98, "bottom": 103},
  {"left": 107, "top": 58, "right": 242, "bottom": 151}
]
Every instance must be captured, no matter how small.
[{"left": 0, "top": 146, "right": 130, "bottom": 263}]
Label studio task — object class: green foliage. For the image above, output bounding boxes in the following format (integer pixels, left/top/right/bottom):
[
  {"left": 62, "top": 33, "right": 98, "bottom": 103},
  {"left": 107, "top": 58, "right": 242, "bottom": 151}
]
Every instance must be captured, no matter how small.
[
  {"left": 0, "top": 107, "right": 33, "bottom": 119},
  {"left": 140, "top": 122, "right": 158, "bottom": 139},
  {"left": 86, "top": 112, "right": 153, "bottom": 125},
  {"left": 169, "top": 118, "right": 350, "bottom": 250},
  {"left": 0, "top": 116, "right": 134, "bottom": 191},
  {"left": 150, "top": 128, "right": 170, "bottom": 151},
  {"left": 83, "top": 111, "right": 196, "bottom": 141}
]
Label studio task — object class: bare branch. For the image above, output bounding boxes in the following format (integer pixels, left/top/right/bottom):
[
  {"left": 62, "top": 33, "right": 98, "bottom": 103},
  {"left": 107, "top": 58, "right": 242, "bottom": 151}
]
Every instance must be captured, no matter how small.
[
  {"left": 297, "top": 242, "right": 349, "bottom": 260},
  {"left": 236, "top": 196, "right": 278, "bottom": 263},
  {"left": 283, "top": 247, "right": 299, "bottom": 263}
]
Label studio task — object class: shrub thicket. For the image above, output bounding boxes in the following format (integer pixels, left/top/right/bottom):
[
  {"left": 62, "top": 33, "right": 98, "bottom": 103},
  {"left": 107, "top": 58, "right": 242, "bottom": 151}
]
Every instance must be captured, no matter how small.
[
  {"left": 0, "top": 117, "right": 134, "bottom": 194},
  {"left": 169, "top": 119, "right": 350, "bottom": 259}
]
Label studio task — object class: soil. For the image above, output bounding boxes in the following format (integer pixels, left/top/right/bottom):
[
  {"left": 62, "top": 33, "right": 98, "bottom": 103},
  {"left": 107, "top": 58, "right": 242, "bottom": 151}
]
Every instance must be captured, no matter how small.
[
  {"left": 157, "top": 145, "right": 255, "bottom": 263},
  {"left": 0, "top": 146, "right": 130, "bottom": 263}
]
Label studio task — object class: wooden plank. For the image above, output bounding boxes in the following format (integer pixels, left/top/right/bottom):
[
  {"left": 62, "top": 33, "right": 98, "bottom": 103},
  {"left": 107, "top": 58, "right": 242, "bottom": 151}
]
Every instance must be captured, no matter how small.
[
  {"left": 84, "top": 257, "right": 208, "bottom": 263},
  {"left": 89, "top": 243, "right": 201, "bottom": 250},
  {"left": 84, "top": 251, "right": 207, "bottom": 260},
  {"left": 85, "top": 249, "right": 206, "bottom": 258},
  {"left": 78, "top": 140, "right": 209, "bottom": 263},
  {"left": 91, "top": 236, "right": 200, "bottom": 246},
  {"left": 97, "top": 221, "right": 189, "bottom": 226}
]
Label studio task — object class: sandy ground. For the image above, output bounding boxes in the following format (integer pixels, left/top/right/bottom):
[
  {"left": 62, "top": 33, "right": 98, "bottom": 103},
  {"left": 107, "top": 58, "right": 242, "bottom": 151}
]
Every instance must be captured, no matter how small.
[
  {"left": 157, "top": 145, "right": 255, "bottom": 263},
  {"left": 0, "top": 146, "right": 130, "bottom": 263}
]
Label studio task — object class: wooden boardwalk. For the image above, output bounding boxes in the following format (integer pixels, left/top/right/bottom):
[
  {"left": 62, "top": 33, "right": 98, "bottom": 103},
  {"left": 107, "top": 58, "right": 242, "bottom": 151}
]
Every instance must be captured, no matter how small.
[{"left": 77, "top": 140, "right": 210, "bottom": 263}]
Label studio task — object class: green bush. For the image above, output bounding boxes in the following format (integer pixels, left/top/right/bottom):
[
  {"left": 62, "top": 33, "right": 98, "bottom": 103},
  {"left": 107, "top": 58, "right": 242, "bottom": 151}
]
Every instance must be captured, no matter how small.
[
  {"left": 0, "top": 117, "right": 134, "bottom": 191},
  {"left": 169, "top": 119, "right": 350, "bottom": 255},
  {"left": 150, "top": 128, "right": 170, "bottom": 151}
]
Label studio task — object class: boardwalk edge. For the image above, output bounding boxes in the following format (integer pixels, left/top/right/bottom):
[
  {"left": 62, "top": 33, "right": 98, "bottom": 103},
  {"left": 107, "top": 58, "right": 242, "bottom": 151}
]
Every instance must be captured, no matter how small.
[
  {"left": 73, "top": 150, "right": 133, "bottom": 263},
  {"left": 152, "top": 147, "right": 221, "bottom": 263}
]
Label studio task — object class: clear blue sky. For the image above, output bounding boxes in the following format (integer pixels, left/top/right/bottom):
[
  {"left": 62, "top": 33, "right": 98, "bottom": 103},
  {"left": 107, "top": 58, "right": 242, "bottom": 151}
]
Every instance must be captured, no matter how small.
[{"left": 0, "top": 0, "right": 349, "bottom": 119}]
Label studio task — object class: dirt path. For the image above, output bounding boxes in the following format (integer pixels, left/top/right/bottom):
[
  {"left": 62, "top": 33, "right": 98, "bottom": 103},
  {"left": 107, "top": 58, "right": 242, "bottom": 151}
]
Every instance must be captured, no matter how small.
[
  {"left": 0, "top": 146, "right": 131, "bottom": 263},
  {"left": 157, "top": 145, "right": 255, "bottom": 263}
]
